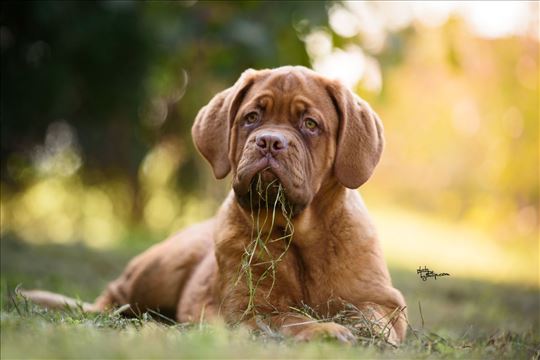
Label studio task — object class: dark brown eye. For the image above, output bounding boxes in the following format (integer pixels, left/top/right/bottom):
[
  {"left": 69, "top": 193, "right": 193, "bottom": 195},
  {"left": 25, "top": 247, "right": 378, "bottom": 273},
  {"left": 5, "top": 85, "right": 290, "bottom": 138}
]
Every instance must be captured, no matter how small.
[
  {"left": 245, "top": 112, "right": 259, "bottom": 125},
  {"left": 304, "top": 118, "right": 318, "bottom": 130}
]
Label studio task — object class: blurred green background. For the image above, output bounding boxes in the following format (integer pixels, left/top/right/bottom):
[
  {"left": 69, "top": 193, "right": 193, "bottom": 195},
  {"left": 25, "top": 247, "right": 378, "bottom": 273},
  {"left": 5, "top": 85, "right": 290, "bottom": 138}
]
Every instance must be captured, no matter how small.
[{"left": 0, "top": 1, "right": 538, "bottom": 289}]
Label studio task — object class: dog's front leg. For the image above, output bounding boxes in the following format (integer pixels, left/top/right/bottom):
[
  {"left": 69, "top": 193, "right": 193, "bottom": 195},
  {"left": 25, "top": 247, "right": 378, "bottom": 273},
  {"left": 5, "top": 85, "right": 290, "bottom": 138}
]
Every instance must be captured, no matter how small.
[{"left": 246, "top": 313, "right": 357, "bottom": 344}]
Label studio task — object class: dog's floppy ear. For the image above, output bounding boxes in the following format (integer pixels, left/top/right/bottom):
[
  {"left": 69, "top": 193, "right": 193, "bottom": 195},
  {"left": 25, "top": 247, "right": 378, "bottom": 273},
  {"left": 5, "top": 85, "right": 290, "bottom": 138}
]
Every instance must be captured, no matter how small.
[
  {"left": 192, "top": 69, "right": 257, "bottom": 179},
  {"left": 327, "top": 81, "right": 384, "bottom": 189}
]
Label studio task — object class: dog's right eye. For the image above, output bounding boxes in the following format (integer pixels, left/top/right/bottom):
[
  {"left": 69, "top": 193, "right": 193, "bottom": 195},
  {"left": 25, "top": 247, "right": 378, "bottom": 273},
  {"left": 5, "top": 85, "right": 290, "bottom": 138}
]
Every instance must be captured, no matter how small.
[{"left": 244, "top": 112, "right": 260, "bottom": 125}]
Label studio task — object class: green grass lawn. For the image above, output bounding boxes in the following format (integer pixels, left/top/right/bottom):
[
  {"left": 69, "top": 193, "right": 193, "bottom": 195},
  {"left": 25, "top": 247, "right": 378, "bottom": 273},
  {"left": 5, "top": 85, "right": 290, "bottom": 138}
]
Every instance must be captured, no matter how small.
[{"left": 1, "top": 234, "right": 538, "bottom": 359}]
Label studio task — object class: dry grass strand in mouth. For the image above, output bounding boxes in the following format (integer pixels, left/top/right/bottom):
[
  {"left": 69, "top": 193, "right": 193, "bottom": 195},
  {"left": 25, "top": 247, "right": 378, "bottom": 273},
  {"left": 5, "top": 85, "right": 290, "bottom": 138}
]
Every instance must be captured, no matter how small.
[{"left": 235, "top": 173, "right": 295, "bottom": 319}]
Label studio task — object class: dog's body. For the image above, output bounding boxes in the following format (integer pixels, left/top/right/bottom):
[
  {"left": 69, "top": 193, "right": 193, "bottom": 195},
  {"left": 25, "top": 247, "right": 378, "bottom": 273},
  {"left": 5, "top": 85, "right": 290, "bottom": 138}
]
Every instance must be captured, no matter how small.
[{"left": 23, "top": 66, "right": 407, "bottom": 344}]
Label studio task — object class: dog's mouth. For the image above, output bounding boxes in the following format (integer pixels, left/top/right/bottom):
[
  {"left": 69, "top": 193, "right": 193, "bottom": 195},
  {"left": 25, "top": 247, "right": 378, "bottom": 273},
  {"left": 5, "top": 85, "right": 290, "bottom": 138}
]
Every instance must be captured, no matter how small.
[
  {"left": 233, "top": 159, "right": 304, "bottom": 215},
  {"left": 234, "top": 156, "right": 280, "bottom": 194},
  {"left": 233, "top": 154, "right": 311, "bottom": 216},
  {"left": 248, "top": 169, "right": 283, "bottom": 206},
  {"left": 235, "top": 168, "right": 286, "bottom": 212}
]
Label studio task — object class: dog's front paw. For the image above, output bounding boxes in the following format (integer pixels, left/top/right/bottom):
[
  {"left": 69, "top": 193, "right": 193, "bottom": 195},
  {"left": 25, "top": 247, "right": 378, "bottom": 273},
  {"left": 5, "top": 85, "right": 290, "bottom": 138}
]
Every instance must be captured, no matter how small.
[{"left": 294, "top": 322, "right": 356, "bottom": 344}]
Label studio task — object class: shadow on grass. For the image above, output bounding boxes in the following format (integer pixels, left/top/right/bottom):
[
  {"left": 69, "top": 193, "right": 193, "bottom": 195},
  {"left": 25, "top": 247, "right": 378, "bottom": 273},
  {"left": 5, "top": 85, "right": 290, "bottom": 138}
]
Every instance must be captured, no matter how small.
[{"left": 0, "top": 234, "right": 139, "bottom": 304}]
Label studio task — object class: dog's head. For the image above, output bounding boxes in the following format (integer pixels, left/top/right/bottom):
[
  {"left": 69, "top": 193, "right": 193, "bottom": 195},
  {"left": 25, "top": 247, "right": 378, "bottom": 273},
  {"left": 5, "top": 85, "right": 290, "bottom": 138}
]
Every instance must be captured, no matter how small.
[{"left": 192, "top": 66, "right": 383, "bottom": 215}]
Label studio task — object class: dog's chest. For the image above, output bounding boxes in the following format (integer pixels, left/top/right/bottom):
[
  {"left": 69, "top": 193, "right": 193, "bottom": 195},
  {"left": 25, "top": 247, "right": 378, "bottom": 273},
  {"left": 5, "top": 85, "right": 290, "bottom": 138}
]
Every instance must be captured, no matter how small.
[{"left": 277, "top": 240, "right": 358, "bottom": 313}]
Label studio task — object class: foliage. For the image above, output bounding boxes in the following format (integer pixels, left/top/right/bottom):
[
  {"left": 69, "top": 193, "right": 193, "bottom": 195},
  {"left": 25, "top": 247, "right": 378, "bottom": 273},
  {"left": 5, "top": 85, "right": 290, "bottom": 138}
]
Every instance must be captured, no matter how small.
[
  {"left": 0, "top": 1, "right": 537, "bottom": 252},
  {"left": 0, "top": 0, "right": 326, "bottom": 186},
  {"left": 0, "top": 0, "right": 329, "bottom": 243}
]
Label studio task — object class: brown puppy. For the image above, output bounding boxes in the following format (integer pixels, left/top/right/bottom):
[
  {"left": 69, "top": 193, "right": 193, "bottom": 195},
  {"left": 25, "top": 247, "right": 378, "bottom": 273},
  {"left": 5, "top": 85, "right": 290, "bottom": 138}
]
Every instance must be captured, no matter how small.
[{"left": 22, "top": 66, "right": 407, "bottom": 344}]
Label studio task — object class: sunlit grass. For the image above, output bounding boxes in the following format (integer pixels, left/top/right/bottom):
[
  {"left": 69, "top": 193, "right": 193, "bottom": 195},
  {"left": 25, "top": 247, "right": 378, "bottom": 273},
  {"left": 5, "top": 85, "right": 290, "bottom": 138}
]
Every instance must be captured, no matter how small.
[
  {"left": 2, "top": 282, "right": 539, "bottom": 359},
  {"left": 2, "top": 232, "right": 539, "bottom": 359},
  {"left": 370, "top": 205, "right": 538, "bottom": 287}
]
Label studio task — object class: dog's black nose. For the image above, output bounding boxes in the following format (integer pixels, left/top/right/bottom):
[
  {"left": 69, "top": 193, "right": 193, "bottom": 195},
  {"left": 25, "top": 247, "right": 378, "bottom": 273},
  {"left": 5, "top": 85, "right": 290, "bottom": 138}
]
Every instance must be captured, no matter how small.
[{"left": 256, "top": 132, "right": 288, "bottom": 155}]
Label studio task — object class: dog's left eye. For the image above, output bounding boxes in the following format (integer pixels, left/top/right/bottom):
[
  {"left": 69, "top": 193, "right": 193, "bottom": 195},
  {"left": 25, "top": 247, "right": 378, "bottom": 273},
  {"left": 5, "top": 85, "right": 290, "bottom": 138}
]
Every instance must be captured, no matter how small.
[
  {"left": 304, "top": 118, "right": 318, "bottom": 131},
  {"left": 244, "top": 112, "right": 260, "bottom": 125}
]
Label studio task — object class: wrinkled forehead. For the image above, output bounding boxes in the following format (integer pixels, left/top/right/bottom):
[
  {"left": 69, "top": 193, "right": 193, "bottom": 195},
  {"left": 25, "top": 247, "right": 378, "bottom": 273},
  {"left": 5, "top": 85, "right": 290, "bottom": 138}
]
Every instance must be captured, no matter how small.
[{"left": 242, "top": 68, "right": 338, "bottom": 120}]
